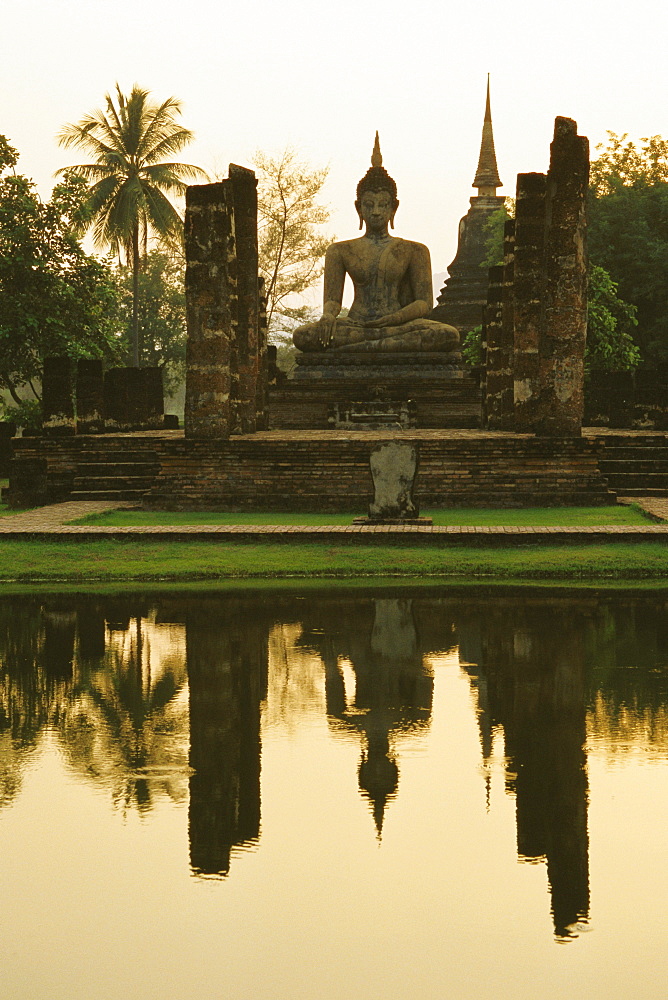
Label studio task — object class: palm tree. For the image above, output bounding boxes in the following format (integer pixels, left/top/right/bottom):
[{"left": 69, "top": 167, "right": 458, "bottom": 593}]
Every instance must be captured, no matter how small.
[{"left": 58, "top": 84, "right": 206, "bottom": 366}]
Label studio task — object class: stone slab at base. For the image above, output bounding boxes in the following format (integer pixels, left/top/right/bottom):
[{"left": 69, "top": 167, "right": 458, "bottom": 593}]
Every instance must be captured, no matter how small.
[
  {"left": 293, "top": 352, "right": 462, "bottom": 381},
  {"left": 269, "top": 373, "right": 482, "bottom": 430},
  {"left": 352, "top": 517, "right": 434, "bottom": 525}
]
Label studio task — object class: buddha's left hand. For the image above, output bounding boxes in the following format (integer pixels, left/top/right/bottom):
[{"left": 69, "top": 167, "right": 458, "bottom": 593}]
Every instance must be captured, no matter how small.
[{"left": 364, "top": 312, "right": 402, "bottom": 329}]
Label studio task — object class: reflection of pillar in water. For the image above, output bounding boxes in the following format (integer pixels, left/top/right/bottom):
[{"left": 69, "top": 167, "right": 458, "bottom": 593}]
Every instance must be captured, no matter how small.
[
  {"left": 76, "top": 604, "right": 107, "bottom": 663},
  {"left": 458, "top": 602, "right": 590, "bottom": 938},
  {"left": 186, "top": 606, "right": 266, "bottom": 877},
  {"left": 42, "top": 608, "right": 76, "bottom": 679},
  {"left": 509, "top": 625, "right": 589, "bottom": 937}
]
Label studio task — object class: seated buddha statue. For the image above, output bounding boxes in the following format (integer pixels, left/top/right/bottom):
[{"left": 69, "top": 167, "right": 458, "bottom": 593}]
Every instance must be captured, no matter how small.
[{"left": 293, "top": 135, "right": 460, "bottom": 355}]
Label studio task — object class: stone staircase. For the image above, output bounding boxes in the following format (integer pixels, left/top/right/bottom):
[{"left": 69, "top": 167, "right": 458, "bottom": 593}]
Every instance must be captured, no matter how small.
[
  {"left": 590, "top": 433, "right": 668, "bottom": 497},
  {"left": 69, "top": 446, "right": 160, "bottom": 502}
]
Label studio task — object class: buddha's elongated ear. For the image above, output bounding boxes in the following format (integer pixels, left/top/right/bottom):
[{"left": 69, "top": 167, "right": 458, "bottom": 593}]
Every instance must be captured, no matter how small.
[
  {"left": 355, "top": 199, "right": 363, "bottom": 230},
  {"left": 390, "top": 199, "right": 399, "bottom": 229}
]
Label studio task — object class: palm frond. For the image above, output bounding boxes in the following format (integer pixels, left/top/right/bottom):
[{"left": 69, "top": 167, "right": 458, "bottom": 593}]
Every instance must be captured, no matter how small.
[
  {"left": 142, "top": 129, "right": 197, "bottom": 164},
  {"left": 143, "top": 161, "right": 206, "bottom": 183},
  {"left": 55, "top": 83, "right": 203, "bottom": 260},
  {"left": 136, "top": 96, "right": 185, "bottom": 160},
  {"left": 142, "top": 185, "right": 184, "bottom": 239}
]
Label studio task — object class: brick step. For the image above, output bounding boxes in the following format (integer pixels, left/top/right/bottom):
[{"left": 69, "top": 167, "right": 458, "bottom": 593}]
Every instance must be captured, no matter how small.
[
  {"left": 594, "top": 445, "right": 668, "bottom": 456},
  {"left": 610, "top": 488, "right": 668, "bottom": 498},
  {"left": 596, "top": 438, "right": 668, "bottom": 459},
  {"left": 599, "top": 460, "right": 668, "bottom": 472},
  {"left": 75, "top": 463, "right": 159, "bottom": 477},
  {"left": 69, "top": 489, "right": 150, "bottom": 501},
  {"left": 598, "top": 473, "right": 668, "bottom": 488},
  {"left": 157, "top": 492, "right": 616, "bottom": 508},
  {"left": 71, "top": 451, "right": 160, "bottom": 464},
  {"left": 73, "top": 476, "right": 157, "bottom": 491}
]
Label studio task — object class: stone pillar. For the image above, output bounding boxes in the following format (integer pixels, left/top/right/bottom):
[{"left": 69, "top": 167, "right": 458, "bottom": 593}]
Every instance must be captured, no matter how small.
[
  {"left": 184, "top": 182, "right": 237, "bottom": 438},
  {"left": 536, "top": 118, "right": 589, "bottom": 436},
  {"left": 483, "top": 265, "right": 504, "bottom": 428},
  {"left": 229, "top": 165, "right": 259, "bottom": 434},
  {"left": 513, "top": 173, "right": 547, "bottom": 432},
  {"left": 139, "top": 367, "right": 164, "bottom": 430},
  {"left": 255, "top": 277, "right": 269, "bottom": 429},
  {"left": 104, "top": 367, "right": 132, "bottom": 431},
  {"left": 498, "top": 219, "right": 516, "bottom": 429},
  {"left": 511, "top": 119, "right": 589, "bottom": 437},
  {"left": 76, "top": 359, "right": 105, "bottom": 434},
  {"left": 42, "top": 356, "right": 75, "bottom": 436}
]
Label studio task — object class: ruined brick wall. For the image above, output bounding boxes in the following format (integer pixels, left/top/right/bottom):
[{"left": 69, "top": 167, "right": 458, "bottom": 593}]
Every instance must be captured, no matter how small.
[
  {"left": 184, "top": 168, "right": 265, "bottom": 439},
  {"left": 484, "top": 118, "right": 589, "bottom": 437},
  {"left": 42, "top": 356, "right": 75, "bottom": 436},
  {"left": 145, "top": 436, "right": 612, "bottom": 510},
  {"left": 6, "top": 432, "right": 615, "bottom": 510}
]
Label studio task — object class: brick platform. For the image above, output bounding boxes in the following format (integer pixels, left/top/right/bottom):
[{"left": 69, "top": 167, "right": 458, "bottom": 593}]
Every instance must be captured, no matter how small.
[{"left": 5, "top": 428, "right": 616, "bottom": 511}]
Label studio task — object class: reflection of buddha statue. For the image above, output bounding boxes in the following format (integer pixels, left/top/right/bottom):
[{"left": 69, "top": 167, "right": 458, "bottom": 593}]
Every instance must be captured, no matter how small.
[{"left": 293, "top": 135, "right": 460, "bottom": 355}]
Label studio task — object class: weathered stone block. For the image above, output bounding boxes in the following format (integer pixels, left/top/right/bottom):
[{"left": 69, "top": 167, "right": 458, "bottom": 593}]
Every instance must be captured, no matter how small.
[
  {"left": 368, "top": 441, "right": 420, "bottom": 519},
  {"left": 229, "top": 164, "right": 259, "bottom": 434},
  {"left": 42, "top": 356, "right": 75, "bottom": 436},
  {"left": 76, "top": 359, "right": 105, "bottom": 434},
  {"left": 513, "top": 173, "right": 547, "bottom": 432},
  {"left": 536, "top": 118, "right": 589, "bottom": 436},
  {"left": 184, "top": 182, "right": 236, "bottom": 439}
]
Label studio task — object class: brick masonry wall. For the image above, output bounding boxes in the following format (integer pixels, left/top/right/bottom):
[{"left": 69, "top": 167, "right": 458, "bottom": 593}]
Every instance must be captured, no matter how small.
[
  {"left": 6, "top": 433, "right": 616, "bottom": 511},
  {"left": 267, "top": 378, "right": 483, "bottom": 430},
  {"left": 146, "top": 436, "right": 613, "bottom": 510}
]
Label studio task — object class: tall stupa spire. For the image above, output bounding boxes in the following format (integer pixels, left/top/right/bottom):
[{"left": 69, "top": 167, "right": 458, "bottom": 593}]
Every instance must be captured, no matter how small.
[{"left": 473, "top": 75, "right": 502, "bottom": 195}]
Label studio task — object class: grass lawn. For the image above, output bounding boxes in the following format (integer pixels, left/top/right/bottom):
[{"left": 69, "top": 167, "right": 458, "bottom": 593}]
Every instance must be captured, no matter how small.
[
  {"left": 0, "top": 537, "right": 667, "bottom": 584},
  {"left": 70, "top": 504, "right": 655, "bottom": 528}
]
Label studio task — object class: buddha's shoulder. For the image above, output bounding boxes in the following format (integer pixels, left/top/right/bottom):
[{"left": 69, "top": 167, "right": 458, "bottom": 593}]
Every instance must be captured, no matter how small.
[
  {"left": 329, "top": 236, "right": 429, "bottom": 253},
  {"left": 395, "top": 238, "right": 430, "bottom": 254}
]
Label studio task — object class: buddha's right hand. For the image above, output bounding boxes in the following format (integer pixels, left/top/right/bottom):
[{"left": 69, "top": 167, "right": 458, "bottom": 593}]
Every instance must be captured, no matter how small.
[{"left": 316, "top": 314, "right": 336, "bottom": 349}]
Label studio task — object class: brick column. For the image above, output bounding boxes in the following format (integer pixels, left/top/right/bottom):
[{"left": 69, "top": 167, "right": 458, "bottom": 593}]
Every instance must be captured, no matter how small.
[
  {"left": 42, "top": 356, "right": 75, "bottom": 436},
  {"left": 104, "top": 367, "right": 132, "bottom": 431},
  {"left": 229, "top": 165, "right": 259, "bottom": 434},
  {"left": 140, "top": 367, "right": 164, "bottom": 430},
  {"left": 536, "top": 118, "right": 589, "bottom": 436},
  {"left": 484, "top": 266, "right": 506, "bottom": 429},
  {"left": 184, "top": 182, "right": 237, "bottom": 438},
  {"left": 76, "top": 359, "right": 105, "bottom": 434},
  {"left": 255, "top": 277, "right": 269, "bottom": 429},
  {"left": 497, "top": 219, "right": 516, "bottom": 429},
  {"left": 513, "top": 173, "right": 547, "bottom": 432}
]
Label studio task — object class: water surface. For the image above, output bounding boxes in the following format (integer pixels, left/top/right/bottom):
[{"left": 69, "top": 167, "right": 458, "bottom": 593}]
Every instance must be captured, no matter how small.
[{"left": 1, "top": 588, "right": 667, "bottom": 999}]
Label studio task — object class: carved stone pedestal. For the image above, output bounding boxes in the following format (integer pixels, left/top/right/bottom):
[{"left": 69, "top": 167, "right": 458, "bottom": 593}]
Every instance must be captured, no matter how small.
[{"left": 293, "top": 351, "right": 462, "bottom": 382}]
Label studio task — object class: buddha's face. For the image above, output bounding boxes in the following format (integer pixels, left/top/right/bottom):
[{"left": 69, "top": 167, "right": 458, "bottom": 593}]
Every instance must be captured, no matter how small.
[{"left": 356, "top": 188, "right": 398, "bottom": 233}]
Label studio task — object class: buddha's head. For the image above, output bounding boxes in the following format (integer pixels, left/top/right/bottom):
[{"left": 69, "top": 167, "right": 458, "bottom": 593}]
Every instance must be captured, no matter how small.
[{"left": 355, "top": 133, "right": 399, "bottom": 231}]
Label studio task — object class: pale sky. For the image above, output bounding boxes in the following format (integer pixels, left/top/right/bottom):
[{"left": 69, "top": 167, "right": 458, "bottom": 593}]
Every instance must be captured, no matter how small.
[{"left": 2, "top": 0, "right": 667, "bottom": 283}]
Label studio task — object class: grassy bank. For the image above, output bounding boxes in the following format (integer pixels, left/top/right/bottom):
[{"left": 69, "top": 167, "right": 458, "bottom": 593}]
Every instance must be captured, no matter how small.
[
  {"left": 72, "top": 505, "right": 654, "bottom": 527},
  {"left": 2, "top": 536, "right": 667, "bottom": 583}
]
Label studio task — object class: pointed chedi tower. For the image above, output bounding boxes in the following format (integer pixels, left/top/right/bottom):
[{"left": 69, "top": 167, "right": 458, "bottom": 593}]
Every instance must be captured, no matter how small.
[{"left": 432, "top": 76, "right": 506, "bottom": 334}]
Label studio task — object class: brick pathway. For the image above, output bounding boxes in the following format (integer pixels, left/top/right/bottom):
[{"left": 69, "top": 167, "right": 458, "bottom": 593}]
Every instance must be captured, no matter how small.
[
  {"left": 618, "top": 496, "right": 668, "bottom": 522},
  {"left": 0, "top": 498, "right": 666, "bottom": 545},
  {"left": 0, "top": 500, "right": 137, "bottom": 532}
]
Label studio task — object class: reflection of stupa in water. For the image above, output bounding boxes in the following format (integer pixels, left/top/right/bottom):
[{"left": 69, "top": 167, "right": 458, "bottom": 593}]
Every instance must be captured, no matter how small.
[
  {"left": 457, "top": 598, "right": 590, "bottom": 939},
  {"left": 298, "top": 598, "right": 434, "bottom": 837}
]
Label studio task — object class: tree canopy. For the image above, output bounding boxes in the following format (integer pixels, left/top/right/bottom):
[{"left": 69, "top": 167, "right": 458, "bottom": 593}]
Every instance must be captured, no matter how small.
[
  {"left": 57, "top": 84, "right": 205, "bottom": 365},
  {"left": 588, "top": 132, "right": 668, "bottom": 364},
  {"left": 115, "top": 250, "right": 186, "bottom": 392},
  {"left": 461, "top": 197, "right": 641, "bottom": 372},
  {"left": 253, "top": 147, "right": 333, "bottom": 338},
  {"left": 0, "top": 135, "right": 122, "bottom": 405}
]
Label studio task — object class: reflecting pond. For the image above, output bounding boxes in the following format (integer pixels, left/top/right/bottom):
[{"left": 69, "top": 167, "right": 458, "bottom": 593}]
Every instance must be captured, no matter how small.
[{"left": 1, "top": 587, "right": 668, "bottom": 999}]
